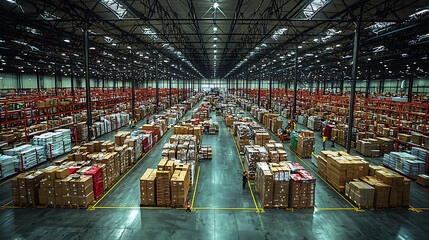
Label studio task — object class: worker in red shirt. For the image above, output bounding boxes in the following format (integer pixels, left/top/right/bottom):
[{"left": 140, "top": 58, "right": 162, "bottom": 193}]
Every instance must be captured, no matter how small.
[{"left": 186, "top": 199, "right": 191, "bottom": 212}]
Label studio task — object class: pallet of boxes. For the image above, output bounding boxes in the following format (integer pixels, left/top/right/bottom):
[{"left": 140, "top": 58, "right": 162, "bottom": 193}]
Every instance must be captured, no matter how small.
[
  {"left": 292, "top": 130, "right": 315, "bottom": 159},
  {"left": 314, "top": 151, "right": 411, "bottom": 209},
  {"left": 200, "top": 146, "right": 212, "bottom": 159},
  {"left": 256, "top": 162, "right": 315, "bottom": 209},
  {"left": 140, "top": 159, "right": 190, "bottom": 208}
]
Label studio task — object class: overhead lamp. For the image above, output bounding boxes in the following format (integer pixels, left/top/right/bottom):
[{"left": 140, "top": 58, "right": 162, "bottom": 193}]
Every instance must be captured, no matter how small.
[
  {"left": 336, "top": 44, "right": 341, "bottom": 47},
  {"left": 213, "top": 2, "right": 219, "bottom": 9},
  {"left": 64, "top": 39, "right": 70, "bottom": 43},
  {"left": 112, "top": 43, "right": 117, "bottom": 46},
  {"left": 298, "top": 45, "right": 303, "bottom": 48},
  {"left": 313, "top": 38, "right": 318, "bottom": 42},
  {"left": 214, "top": 50, "right": 217, "bottom": 53},
  {"left": 213, "top": 27, "right": 218, "bottom": 32},
  {"left": 214, "top": 37, "right": 217, "bottom": 40},
  {"left": 89, "top": 47, "right": 95, "bottom": 50},
  {"left": 127, "top": 46, "right": 132, "bottom": 49}
]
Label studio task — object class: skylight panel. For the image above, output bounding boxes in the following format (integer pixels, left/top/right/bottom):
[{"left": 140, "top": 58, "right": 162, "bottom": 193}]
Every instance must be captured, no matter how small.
[
  {"left": 41, "top": 11, "right": 60, "bottom": 20},
  {"left": 366, "top": 22, "right": 395, "bottom": 34},
  {"left": 100, "top": 0, "right": 127, "bottom": 19},
  {"left": 303, "top": 0, "right": 332, "bottom": 19}
]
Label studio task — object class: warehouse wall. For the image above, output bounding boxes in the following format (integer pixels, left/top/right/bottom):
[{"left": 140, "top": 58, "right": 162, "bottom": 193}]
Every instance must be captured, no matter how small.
[{"left": 1, "top": 72, "right": 428, "bottom": 94}]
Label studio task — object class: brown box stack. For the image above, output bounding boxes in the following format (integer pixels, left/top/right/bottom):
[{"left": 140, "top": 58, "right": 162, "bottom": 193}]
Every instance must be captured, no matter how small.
[
  {"left": 360, "top": 176, "right": 391, "bottom": 209},
  {"left": 156, "top": 171, "right": 171, "bottom": 206},
  {"left": 296, "top": 130, "right": 315, "bottom": 159},
  {"left": 345, "top": 181, "right": 375, "bottom": 209},
  {"left": 322, "top": 151, "right": 369, "bottom": 193}
]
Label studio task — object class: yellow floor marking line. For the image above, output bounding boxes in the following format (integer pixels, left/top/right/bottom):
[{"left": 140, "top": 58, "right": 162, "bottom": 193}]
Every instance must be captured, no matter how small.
[
  {"left": 191, "top": 165, "right": 201, "bottom": 210},
  {"left": 0, "top": 179, "right": 11, "bottom": 186},
  {"left": 0, "top": 200, "right": 13, "bottom": 210},
  {"left": 316, "top": 208, "right": 356, "bottom": 210},
  {"left": 232, "top": 133, "right": 261, "bottom": 213},
  {"left": 93, "top": 206, "right": 257, "bottom": 211},
  {"left": 409, "top": 205, "right": 423, "bottom": 213},
  {"left": 88, "top": 127, "right": 173, "bottom": 211}
]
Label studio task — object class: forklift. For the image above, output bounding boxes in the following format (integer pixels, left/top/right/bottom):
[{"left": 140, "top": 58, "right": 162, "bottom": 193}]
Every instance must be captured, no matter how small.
[{"left": 277, "top": 127, "right": 291, "bottom": 142}]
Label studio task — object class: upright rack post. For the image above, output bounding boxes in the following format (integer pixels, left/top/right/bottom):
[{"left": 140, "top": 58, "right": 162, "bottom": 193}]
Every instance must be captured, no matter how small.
[
  {"left": 155, "top": 58, "right": 159, "bottom": 112},
  {"left": 346, "top": 22, "right": 361, "bottom": 153},
  {"left": 293, "top": 44, "right": 298, "bottom": 120},
  {"left": 131, "top": 76, "right": 135, "bottom": 120},
  {"left": 84, "top": 25, "right": 92, "bottom": 140}
]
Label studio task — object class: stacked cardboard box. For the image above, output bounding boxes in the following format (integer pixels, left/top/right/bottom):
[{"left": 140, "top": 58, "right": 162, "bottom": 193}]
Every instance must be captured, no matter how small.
[
  {"left": 140, "top": 168, "right": 157, "bottom": 206},
  {"left": 359, "top": 176, "right": 391, "bottom": 209},
  {"left": 345, "top": 181, "right": 375, "bottom": 209},
  {"left": 156, "top": 170, "right": 171, "bottom": 207},
  {"left": 11, "top": 170, "right": 46, "bottom": 207},
  {"left": 416, "top": 174, "right": 429, "bottom": 187},
  {"left": 322, "top": 151, "right": 369, "bottom": 193},
  {"left": 254, "top": 130, "right": 271, "bottom": 146},
  {"left": 296, "top": 130, "right": 315, "bottom": 159},
  {"left": 271, "top": 163, "right": 291, "bottom": 208},
  {"left": 356, "top": 139, "right": 380, "bottom": 157},
  {"left": 374, "top": 168, "right": 410, "bottom": 208},
  {"left": 307, "top": 116, "right": 322, "bottom": 131},
  {"left": 244, "top": 146, "right": 264, "bottom": 178},
  {"left": 256, "top": 162, "right": 274, "bottom": 208},
  {"left": 170, "top": 169, "right": 190, "bottom": 207},
  {"left": 200, "top": 146, "right": 212, "bottom": 159},
  {"left": 330, "top": 124, "right": 348, "bottom": 146},
  {"left": 289, "top": 170, "right": 316, "bottom": 209}
]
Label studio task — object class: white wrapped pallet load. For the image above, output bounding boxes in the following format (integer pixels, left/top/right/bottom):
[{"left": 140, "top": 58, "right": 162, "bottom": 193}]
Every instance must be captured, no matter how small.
[
  {"left": 4, "top": 145, "right": 47, "bottom": 171},
  {"left": 0, "top": 155, "right": 17, "bottom": 179},
  {"left": 55, "top": 129, "right": 72, "bottom": 153}
]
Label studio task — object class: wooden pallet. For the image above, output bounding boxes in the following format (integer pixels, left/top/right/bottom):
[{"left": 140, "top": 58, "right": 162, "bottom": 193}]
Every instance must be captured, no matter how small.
[{"left": 263, "top": 206, "right": 287, "bottom": 209}]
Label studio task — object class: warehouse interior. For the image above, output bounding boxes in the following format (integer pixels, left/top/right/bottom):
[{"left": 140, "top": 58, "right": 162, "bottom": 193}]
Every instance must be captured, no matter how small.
[{"left": 0, "top": 0, "right": 429, "bottom": 239}]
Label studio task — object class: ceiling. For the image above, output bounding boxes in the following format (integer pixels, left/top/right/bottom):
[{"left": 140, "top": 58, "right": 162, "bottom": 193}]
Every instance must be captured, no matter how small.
[{"left": 0, "top": 0, "right": 428, "bottom": 83}]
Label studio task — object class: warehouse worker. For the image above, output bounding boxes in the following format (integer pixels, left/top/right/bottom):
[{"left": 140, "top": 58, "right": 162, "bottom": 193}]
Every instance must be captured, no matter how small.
[
  {"left": 242, "top": 170, "right": 248, "bottom": 189},
  {"left": 331, "top": 136, "right": 336, "bottom": 148},
  {"left": 322, "top": 135, "right": 327, "bottom": 150}
]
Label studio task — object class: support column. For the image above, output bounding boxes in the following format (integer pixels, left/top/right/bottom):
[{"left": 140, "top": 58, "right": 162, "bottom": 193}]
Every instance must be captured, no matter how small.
[
  {"left": 258, "top": 74, "right": 261, "bottom": 106},
  {"left": 340, "top": 76, "right": 344, "bottom": 95},
  {"left": 113, "top": 78, "right": 116, "bottom": 92},
  {"left": 293, "top": 45, "right": 298, "bottom": 120},
  {"left": 408, "top": 75, "right": 414, "bottom": 102},
  {"left": 131, "top": 76, "right": 135, "bottom": 119},
  {"left": 346, "top": 22, "right": 361, "bottom": 153},
  {"left": 36, "top": 71, "right": 40, "bottom": 93},
  {"left": 84, "top": 27, "right": 92, "bottom": 140},
  {"left": 269, "top": 72, "right": 272, "bottom": 109},
  {"left": 169, "top": 72, "right": 172, "bottom": 106},
  {"left": 54, "top": 68, "right": 58, "bottom": 96},
  {"left": 71, "top": 71, "right": 75, "bottom": 97},
  {"left": 365, "top": 76, "right": 371, "bottom": 99},
  {"left": 155, "top": 59, "right": 159, "bottom": 112},
  {"left": 316, "top": 80, "right": 320, "bottom": 95}
]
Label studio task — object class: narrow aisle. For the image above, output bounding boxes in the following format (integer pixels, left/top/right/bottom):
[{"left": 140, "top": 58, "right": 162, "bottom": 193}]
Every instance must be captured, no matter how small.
[
  {"left": 192, "top": 111, "right": 258, "bottom": 209},
  {"left": 95, "top": 100, "right": 204, "bottom": 208}
]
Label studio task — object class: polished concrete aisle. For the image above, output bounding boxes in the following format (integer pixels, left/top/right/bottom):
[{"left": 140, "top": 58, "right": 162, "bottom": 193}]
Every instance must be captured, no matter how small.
[{"left": 191, "top": 112, "right": 260, "bottom": 210}]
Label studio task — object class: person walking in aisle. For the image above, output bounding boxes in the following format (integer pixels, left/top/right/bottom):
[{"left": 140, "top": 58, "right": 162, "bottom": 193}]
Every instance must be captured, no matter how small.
[
  {"left": 242, "top": 171, "right": 248, "bottom": 189},
  {"left": 322, "top": 135, "right": 327, "bottom": 151},
  {"left": 331, "top": 136, "right": 336, "bottom": 148}
]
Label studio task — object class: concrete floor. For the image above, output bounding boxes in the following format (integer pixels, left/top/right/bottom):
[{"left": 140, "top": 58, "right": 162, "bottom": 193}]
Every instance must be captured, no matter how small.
[{"left": 0, "top": 101, "right": 428, "bottom": 239}]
